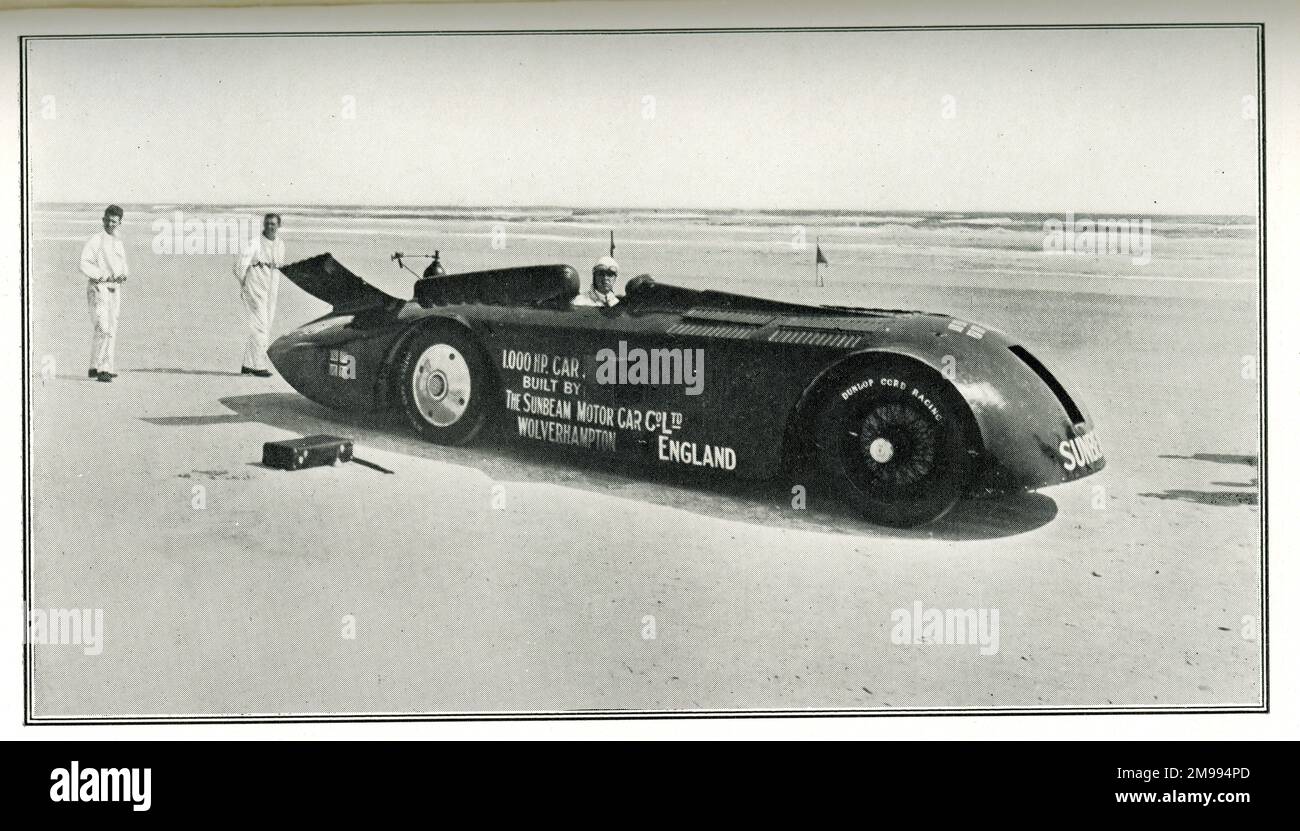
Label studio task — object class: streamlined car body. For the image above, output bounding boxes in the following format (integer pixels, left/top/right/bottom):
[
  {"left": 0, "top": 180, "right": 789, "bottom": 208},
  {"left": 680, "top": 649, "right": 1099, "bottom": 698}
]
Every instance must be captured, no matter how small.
[{"left": 269, "top": 253, "right": 1104, "bottom": 526}]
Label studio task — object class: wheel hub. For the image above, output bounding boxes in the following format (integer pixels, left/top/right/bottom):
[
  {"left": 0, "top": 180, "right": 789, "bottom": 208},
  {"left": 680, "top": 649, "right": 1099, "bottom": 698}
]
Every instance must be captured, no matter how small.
[
  {"left": 850, "top": 400, "right": 939, "bottom": 490},
  {"left": 868, "top": 437, "right": 895, "bottom": 464},
  {"left": 412, "top": 344, "right": 471, "bottom": 427},
  {"left": 425, "top": 370, "right": 448, "bottom": 400}
]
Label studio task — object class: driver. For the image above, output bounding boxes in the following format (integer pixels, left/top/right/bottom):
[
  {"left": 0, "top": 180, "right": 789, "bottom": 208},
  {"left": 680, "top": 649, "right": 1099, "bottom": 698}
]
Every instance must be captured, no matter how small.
[{"left": 572, "top": 256, "right": 620, "bottom": 307}]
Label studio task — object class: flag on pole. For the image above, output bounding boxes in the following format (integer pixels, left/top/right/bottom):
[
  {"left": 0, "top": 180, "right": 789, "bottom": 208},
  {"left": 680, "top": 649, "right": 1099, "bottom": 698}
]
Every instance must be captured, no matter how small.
[{"left": 815, "top": 244, "right": 828, "bottom": 266}]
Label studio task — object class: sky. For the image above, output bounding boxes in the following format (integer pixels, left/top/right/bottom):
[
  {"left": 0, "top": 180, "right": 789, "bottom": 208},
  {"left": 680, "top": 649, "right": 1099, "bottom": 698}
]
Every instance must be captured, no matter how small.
[{"left": 24, "top": 28, "right": 1260, "bottom": 214}]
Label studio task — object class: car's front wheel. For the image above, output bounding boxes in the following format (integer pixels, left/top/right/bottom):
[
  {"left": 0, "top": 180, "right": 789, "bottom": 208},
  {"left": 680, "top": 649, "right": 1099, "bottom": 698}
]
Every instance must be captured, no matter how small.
[
  {"left": 396, "top": 326, "right": 491, "bottom": 446},
  {"left": 813, "top": 358, "right": 971, "bottom": 527}
]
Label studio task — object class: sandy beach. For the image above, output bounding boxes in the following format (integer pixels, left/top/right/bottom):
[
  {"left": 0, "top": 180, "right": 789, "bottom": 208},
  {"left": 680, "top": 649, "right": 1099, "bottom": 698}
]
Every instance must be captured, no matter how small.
[{"left": 26, "top": 206, "right": 1262, "bottom": 716}]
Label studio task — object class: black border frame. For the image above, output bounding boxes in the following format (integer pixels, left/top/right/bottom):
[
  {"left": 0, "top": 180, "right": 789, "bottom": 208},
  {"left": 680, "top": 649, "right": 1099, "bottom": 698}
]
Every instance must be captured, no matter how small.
[{"left": 19, "top": 22, "right": 1268, "bottom": 724}]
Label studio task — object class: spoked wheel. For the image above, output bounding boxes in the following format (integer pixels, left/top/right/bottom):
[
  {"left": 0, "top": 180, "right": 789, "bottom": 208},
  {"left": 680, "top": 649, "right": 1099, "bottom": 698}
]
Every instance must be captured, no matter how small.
[
  {"left": 396, "top": 327, "right": 491, "bottom": 445},
  {"left": 814, "top": 359, "right": 971, "bottom": 527}
]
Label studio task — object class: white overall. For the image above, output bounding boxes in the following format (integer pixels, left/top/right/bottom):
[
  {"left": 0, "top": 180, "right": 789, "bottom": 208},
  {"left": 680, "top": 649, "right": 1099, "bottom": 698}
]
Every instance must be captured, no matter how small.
[
  {"left": 234, "top": 236, "right": 285, "bottom": 371},
  {"left": 80, "top": 230, "right": 128, "bottom": 374}
]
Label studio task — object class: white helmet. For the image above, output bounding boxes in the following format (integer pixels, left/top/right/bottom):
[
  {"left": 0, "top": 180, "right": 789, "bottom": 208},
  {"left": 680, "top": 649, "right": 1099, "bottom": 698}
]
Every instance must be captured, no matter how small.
[{"left": 594, "top": 256, "right": 619, "bottom": 276}]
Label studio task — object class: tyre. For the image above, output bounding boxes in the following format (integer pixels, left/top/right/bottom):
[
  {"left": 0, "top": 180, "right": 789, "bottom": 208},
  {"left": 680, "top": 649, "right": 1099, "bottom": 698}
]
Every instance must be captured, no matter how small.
[
  {"left": 396, "top": 325, "right": 491, "bottom": 446},
  {"left": 813, "top": 357, "right": 971, "bottom": 527}
]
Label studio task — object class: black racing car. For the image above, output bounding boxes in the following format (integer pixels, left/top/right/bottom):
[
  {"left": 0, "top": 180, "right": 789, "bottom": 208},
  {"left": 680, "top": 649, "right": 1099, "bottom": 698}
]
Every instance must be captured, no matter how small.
[{"left": 268, "top": 252, "right": 1104, "bottom": 527}]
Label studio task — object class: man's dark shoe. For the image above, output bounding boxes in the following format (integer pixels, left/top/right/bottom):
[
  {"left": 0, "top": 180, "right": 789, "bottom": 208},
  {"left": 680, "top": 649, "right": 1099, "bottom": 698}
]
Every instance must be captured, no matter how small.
[
  {"left": 242, "top": 366, "right": 273, "bottom": 378},
  {"left": 96, "top": 372, "right": 112, "bottom": 383},
  {"left": 89, "top": 368, "right": 98, "bottom": 378}
]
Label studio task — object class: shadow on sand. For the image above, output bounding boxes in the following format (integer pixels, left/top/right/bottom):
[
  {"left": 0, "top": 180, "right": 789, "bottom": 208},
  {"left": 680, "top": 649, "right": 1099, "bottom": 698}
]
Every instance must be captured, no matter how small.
[
  {"left": 1143, "top": 453, "right": 1260, "bottom": 507},
  {"left": 142, "top": 414, "right": 251, "bottom": 427},
  {"left": 144, "top": 392, "right": 1059, "bottom": 542},
  {"left": 1158, "top": 453, "right": 1258, "bottom": 468},
  {"left": 129, "top": 367, "right": 246, "bottom": 377}
]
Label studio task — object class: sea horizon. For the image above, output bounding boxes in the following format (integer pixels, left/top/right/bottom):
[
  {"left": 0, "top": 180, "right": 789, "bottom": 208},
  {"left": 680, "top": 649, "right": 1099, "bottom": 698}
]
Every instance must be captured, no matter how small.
[{"left": 33, "top": 201, "right": 1257, "bottom": 225}]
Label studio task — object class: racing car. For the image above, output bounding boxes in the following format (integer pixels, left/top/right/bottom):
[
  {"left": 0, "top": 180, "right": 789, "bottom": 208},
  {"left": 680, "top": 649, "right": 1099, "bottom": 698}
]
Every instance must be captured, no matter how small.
[{"left": 268, "top": 252, "right": 1104, "bottom": 527}]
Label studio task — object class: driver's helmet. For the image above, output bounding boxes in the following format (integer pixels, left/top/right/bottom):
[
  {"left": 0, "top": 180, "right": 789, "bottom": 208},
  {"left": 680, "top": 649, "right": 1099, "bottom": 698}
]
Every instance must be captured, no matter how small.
[{"left": 593, "top": 256, "right": 619, "bottom": 277}]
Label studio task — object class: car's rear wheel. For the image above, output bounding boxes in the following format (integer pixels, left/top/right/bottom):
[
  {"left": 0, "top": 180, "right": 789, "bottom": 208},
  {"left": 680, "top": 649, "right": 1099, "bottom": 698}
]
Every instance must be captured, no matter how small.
[
  {"left": 813, "top": 358, "right": 971, "bottom": 527},
  {"left": 396, "top": 326, "right": 491, "bottom": 445}
]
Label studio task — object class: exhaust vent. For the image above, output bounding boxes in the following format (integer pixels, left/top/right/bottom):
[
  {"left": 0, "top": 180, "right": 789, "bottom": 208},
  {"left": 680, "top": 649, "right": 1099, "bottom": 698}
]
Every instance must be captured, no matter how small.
[{"left": 1009, "top": 345, "right": 1084, "bottom": 425}]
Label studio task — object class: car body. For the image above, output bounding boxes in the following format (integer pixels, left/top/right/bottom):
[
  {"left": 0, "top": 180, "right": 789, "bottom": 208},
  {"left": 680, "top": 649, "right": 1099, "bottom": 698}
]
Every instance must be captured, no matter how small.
[{"left": 269, "top": 253, "right": 1105, "bottom": 526}]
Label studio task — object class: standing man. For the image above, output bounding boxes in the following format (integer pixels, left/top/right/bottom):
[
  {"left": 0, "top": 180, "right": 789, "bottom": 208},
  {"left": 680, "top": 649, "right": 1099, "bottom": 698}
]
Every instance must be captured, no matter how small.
[
  {"left": 80, "top": 205, "right": 128, "bottom": 383},
  {"left": 234, "top": 213, "right": 285, "bottom": 377}
]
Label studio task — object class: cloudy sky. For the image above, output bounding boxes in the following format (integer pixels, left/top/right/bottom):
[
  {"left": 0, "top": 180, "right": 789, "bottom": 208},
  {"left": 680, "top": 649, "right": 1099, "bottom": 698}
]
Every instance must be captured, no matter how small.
[{"left": 25, "top": 27, "right": 1259, "bottom": 213}]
